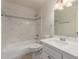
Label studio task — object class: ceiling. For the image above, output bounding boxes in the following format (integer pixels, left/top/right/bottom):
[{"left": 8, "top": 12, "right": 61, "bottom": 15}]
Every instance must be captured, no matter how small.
[
  {"left": 6, "top": 0, "right": 48, "bottom": 10},
  {"left": 5, "top": 0, "right": 77, "bottom": 10}
]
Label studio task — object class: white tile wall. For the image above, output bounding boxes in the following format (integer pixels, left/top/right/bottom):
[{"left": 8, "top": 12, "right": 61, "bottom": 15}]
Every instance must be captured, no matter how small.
[
  {"left": 2, "top": 1, "right": 37, "bottom": 47},
  {"left": 3, "top": 1, "right": 36, "bottom": 18}
]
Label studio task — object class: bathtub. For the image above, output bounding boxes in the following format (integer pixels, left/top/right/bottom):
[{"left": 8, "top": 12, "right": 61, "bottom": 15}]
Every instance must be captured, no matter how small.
[{"left": 2, "top": 40, "right": 42, "bottom": 59}]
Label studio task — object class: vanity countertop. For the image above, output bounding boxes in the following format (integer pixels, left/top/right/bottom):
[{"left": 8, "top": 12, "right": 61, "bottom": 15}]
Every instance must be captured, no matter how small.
[{"left": 40, "top": 38, "right": 78, "bottom": 57}]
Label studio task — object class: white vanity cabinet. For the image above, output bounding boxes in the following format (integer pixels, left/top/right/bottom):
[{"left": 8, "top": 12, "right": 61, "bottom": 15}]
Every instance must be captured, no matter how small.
[
  {"left": 63, "top": 53, "right": 77, "bottom": 59},
  {"left": 42, "top": 46, "right": 62, "bottom": 59},
  {"left": 42, "top": 50, "right": 60, "bottom": 59},
  {"left": 41, "top": 38, "right": 78, "bottom": 59},
  {"left": 42, "top": 45, "right": 78, "bottom": 59}
]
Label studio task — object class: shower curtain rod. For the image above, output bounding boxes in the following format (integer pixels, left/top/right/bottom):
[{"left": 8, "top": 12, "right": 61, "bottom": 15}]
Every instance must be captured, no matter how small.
[{"left": 1, "top": 14, "right": 40, "bottom": 20}]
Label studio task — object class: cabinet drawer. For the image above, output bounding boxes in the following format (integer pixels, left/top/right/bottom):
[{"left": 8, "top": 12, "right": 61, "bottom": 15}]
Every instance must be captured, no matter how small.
[{"left": 43, "top": 46, "right": 62, "bottom": 59}]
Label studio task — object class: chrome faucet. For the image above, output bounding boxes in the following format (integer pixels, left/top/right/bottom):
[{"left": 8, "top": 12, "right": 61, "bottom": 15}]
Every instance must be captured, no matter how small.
[{"left": 60, "top": 37, "right": 66, "bottom": 41}]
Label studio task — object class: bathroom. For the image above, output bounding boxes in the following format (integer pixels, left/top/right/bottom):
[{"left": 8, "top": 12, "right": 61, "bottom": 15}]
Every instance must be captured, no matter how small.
[{"left": 1, "top": 0, "right": 78, "bottom": 59}]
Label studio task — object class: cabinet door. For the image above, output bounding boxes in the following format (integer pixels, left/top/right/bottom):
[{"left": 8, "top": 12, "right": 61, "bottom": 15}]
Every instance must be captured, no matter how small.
[
  {"left": 41, "top": 51, "right": 49, "bottom": 59},
  {"left": 43, "top": 46, "right": 62, "bottom": 59},
  {"left": 41, "top": 50, "right": 55, "bottom": 59},
  {"left": 63, "top": 53, "right": 78, "bottom": 59}
]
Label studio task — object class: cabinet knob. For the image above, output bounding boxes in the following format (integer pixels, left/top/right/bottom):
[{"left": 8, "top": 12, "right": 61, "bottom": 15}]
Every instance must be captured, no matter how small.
[
  {"left": 48, "top": 56, "right": 51, "bottom": 59},
  {"left": 48, "top": 55, "right": 55, "bottom": 59}
]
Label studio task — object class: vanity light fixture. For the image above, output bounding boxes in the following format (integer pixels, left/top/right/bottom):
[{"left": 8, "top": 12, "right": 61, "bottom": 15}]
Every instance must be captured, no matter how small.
[{"left": 54, "top": 0, "right": 75, "bottom": 10}]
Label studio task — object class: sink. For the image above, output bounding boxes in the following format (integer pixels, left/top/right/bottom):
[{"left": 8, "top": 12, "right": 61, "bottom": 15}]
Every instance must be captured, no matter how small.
[
  {"left": 41, "top": 38, "right": 69, "bottom": 46},
  {"left": 53, "top": 39, "right": 69, "bottom": 46}
]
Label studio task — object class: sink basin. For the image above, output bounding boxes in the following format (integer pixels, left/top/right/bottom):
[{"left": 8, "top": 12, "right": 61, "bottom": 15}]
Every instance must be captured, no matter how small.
[
  {"left": 41, "top": 38, "right": 69, "bottom": 46},
  {"left": 53, "top": 39, "right": 69, "bottom": 46}
]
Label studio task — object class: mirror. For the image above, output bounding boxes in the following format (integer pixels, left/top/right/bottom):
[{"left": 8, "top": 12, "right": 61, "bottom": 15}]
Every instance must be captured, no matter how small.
[{"left": 54, "top": 0, "right": 78, "bottom": 37}]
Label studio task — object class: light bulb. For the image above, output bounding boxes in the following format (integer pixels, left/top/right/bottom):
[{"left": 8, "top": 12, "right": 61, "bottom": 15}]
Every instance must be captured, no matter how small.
[
  {"left": 55, "top": 3, "right": 59, "bottom": 8},
  {"left": 58, "top": 3, "right": 64, "bottom": 10},
  {"left": 70, "top": 0, "right": 75, "bottom": 2},
  {"left": 54, "top": 3, "right": 60, "bottom": 10},
  {"left": 63, "top": 0, "right": 68, "bottom": 3},
  {"left": 65, "top": 2, "right": 72, "bottom": 7},
  {"left": 59, "top": 6, "right": 64, "bottom": 10}
]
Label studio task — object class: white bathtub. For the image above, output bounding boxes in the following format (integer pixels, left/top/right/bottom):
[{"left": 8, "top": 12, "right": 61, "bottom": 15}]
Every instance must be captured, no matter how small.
[{"left": 2, "top": 40, "right": 42, "bottom": 59}]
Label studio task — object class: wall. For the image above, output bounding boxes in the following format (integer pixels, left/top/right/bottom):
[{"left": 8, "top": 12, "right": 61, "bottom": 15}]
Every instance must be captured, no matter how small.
[
  {"left": 2, "top": 0, "right": 36, "bottom": 18},
  {"left": 38, "top": 0, "right": 56, "bottom": 38},
  {"left": 55, "top": 2, "right": 78, "bottom": 37},
  {"left": 2, "top": 1, "right": 37, "bottom": 46},
  {"left": 35, "top": 19, "right": 41, "bottom": 39}
]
